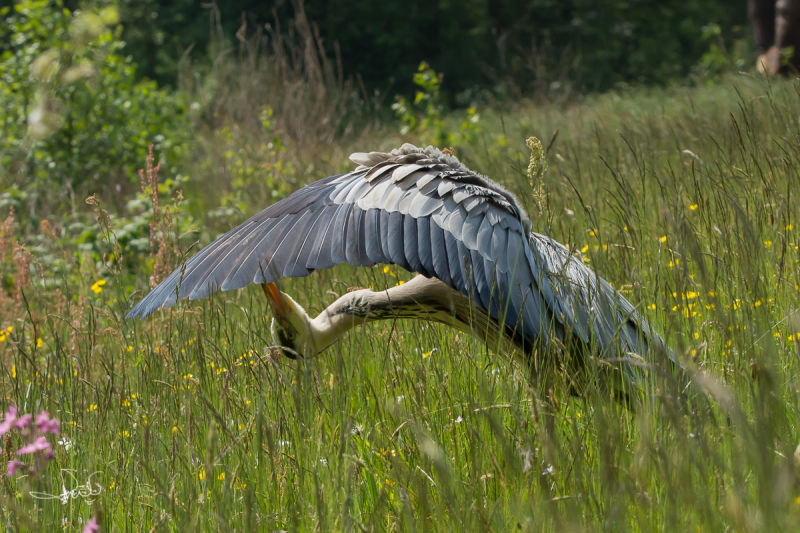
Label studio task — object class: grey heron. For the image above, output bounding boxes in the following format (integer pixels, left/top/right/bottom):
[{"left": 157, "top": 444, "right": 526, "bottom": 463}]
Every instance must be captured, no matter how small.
[{"left": 127, "top": 144, "right": 677, "bottom": 398}]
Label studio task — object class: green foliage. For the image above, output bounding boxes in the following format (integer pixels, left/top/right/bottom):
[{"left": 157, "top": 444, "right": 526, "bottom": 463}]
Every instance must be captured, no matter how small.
[
  {"left": 392, "top": 62, "right": 484, "bottom": 150},
  {"left": 198, "top": 108, "right": 295, "bottom": 226},
  {"left": 0, "top": 0, "right": 193, "bottom": 216},
  {"left": 392, "top": 62, "right": 447, "bottom": 144},
  {"left": 692, "top": 22, "right": 750, "bottom": 81}
]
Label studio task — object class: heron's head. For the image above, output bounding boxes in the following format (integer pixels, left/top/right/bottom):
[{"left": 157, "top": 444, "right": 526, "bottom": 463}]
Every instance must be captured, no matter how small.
[{"left": 264, "top": 283, "right": 317, "bottom": 359}]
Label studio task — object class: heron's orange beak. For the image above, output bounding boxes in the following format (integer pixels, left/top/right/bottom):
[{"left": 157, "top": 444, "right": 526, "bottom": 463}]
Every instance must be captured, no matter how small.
[{"left": 262, "top": 282, "right": 289, "bottom": 319}]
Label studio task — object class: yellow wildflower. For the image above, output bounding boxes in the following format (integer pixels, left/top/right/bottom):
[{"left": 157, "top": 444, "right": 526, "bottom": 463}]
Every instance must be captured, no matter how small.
[
  {"left": 660, "top": 236, "right": 667, "bottom": 243},
  {"left": 87, "top": 404, "right": 98, "bottom": 413},
  {"left": 754, "top": 300, "right": 762, "bottom": 307},
  {"left": 589, "top": 230, "right": 596, "bottom": 237},
  {"left": 689, "top": 204, "right": 698, "bottom": 211},
  {"left": 764, "top": 241, "right": 772, "bottom": 248},
  {"left": 693, "top": 332, "right": 700, "bottom": 339},
  {"left": 422, "top": 351, "right": 432, "bottom": 359},
  {"left": 119, "top": 431, "right": 129, "bottom": 438},
  {"left": 172, "top": 426, "right": 178, "bottom": 436},
  {"left": 647, "top": 304, "right": 656, "bottom": 310},
  {"left": 90, "top": 280, "right": 106, "bottom": 294},
  {"left": 6, "top": 326, "right": 11, "bottom": 333},
  {"left": 36, "top": 338, "right": 42, "bottom": 348},
  {"left": 11, "top": 365, "right": 16, "bottom": 379},
  {"left": 217, "top": 473, "right": 225, "bottom": 481}
]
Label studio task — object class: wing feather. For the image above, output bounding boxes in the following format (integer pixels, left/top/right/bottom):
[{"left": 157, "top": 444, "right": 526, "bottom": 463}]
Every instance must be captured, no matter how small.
[
  {"left": 378, "top": 209, "right": 393, "bottom": 263},
  {"left": 428, "top": 221, "right": 450, "bottom": 286},
  {"left": 403, "top": 215, "right": 423, "bottom": 274},
  {"left": 416, "top": 216, "right": 433, "bottom": 277},
  {"left": 329, "top": 203, "right": 353, "bottom": 265},
  {"left": 308, "top": 204, "right": 342, "bottom": 270},
  {"left": 364, "top": 208, "right": 387, "bottom": 264},
  {"left": 387, "top": 211, "right": 410, "bottom": 270}
]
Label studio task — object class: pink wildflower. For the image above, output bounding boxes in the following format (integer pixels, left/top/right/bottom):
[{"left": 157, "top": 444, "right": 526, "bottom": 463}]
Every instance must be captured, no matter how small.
[
  {"left": 35, "top": 411, "right": 49, "bottom": 427},
  {"left": 0, "top": 407, "right": 17, "bottom": 436},
  {"left": 17, "top": 436, "right": 51, "bottom": 455},
  {"left": 44, "top": 419, "right": 60, "bottom": 434},
  {"left": 7, "top": 460, "right": 24, "bottom": 477},
  {"left": 15, "top": 414, "right": 31, "bottom": 429},
  {"left": 83, "top": 517, "right": 100, "bottom": 533},
  {"left": 36, "top": 412, "right": 60, "bottom": 434}
]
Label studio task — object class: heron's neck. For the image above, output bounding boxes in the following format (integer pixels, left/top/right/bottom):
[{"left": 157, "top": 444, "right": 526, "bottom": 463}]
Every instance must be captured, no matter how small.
[{"left": 305, "top": 275, "right": 506, "bottom": 355}]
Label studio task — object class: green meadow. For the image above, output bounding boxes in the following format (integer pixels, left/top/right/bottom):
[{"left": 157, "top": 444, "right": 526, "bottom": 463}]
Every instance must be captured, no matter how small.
[
  {"left": 2, "top": 6, "right": 800, "bottom": 528},
  {"left": 1, "top": 72, "right": 799, "bottom": 531}
]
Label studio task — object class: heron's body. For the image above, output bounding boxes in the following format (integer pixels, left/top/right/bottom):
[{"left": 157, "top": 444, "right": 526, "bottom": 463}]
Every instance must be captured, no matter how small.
[{"left": 128, "top": 144, "right": 676, "bottom": 394}]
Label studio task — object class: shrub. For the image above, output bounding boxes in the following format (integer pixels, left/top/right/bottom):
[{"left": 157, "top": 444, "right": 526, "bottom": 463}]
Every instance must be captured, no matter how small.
[{"left": 0, "top": 0, "right": 193, "bottom": 223}]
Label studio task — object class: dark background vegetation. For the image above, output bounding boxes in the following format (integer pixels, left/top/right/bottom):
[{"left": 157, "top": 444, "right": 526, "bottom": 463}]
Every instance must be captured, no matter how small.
[{"left": 44, "top": 0, "right": 750, "bottom": 98}]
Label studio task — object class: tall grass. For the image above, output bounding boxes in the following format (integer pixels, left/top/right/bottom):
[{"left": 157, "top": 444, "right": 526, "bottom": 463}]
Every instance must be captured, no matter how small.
[
  {"left": 2, "top": 73, "right": 800, "bottom": 531},
  {"left": 177, "top": 0, "right": 381, "bottom": 237}
]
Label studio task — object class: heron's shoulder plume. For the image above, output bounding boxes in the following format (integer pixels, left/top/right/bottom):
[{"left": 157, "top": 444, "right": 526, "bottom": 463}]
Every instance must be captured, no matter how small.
[{"left": 349, "top": 144, "right": 531, "bottom": 232}]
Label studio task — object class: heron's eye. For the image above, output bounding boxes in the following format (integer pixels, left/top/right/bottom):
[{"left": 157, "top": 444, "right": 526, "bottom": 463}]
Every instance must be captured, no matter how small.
[{"left": 286, "top": 332, "right": 294, "bottom": 340}]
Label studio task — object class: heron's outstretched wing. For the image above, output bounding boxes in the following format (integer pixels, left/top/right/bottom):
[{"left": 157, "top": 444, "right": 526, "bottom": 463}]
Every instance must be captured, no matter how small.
[{"left": 126, "top": 144, "right": 667, "bottom": 364}]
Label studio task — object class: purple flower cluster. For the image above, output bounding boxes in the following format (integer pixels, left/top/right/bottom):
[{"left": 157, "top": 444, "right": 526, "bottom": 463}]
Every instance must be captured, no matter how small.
[
  {"left": 0, "top": 406, "right": 60, "bottom": 477},
  {"left": 83, "top": 517, "right": 100, "bottom": 533},
  {"left": 2, "top": 408, "right": 97, "bottom": 530}
]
